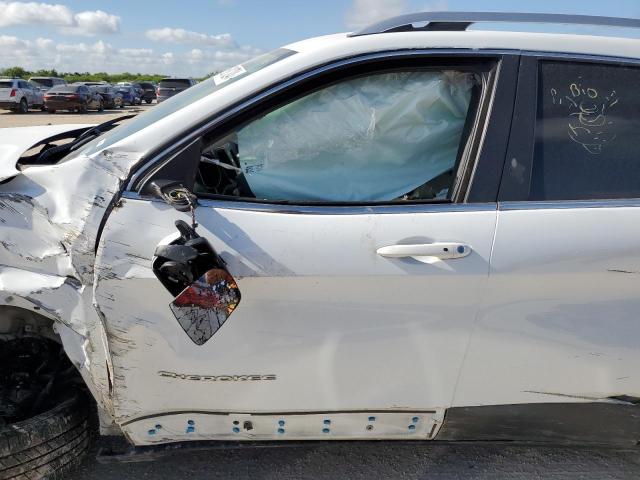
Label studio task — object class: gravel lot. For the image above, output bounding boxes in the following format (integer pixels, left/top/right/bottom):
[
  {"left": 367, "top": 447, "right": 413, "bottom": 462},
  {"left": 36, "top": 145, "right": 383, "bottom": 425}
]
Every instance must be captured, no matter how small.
[{"left": 3, "top": 103, "right": 640, "bottom": 479}]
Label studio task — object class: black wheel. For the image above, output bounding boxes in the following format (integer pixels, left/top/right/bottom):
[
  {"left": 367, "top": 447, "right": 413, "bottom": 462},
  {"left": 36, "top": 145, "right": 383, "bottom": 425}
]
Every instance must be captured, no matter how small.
[
  {"left": 17, "top": 99, "right": 28, "bottom": 114},
  {"left": 47, "top": 109, "right": 56, "bottom": 114},
  {"left": 145, "top": 99, "right": 152, "bottom": 104},
  {"left": 0, "top": 395, "right": 91, "bottom": 479},
  {"left": 0, "top": 337, "right": 92, "bottom": 479}
]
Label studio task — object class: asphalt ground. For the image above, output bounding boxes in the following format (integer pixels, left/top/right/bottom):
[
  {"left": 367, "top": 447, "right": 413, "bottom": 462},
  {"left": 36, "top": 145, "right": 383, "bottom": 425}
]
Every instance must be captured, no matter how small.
[
  {"left": 68, "top": 437, "right": 640, "bottom": 479},
  {"left": 3, "top": 102, "right": 640, "bottom": 480}
]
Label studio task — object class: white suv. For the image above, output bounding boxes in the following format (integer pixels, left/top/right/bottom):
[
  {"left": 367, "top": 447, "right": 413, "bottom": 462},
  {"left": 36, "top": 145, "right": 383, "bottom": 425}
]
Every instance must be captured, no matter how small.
[
  {"left": 1, "top": 11, "right": 640, "bottom": 479},
  {"left": 0, "top": 78, "right": 44, "bottom": 113}
]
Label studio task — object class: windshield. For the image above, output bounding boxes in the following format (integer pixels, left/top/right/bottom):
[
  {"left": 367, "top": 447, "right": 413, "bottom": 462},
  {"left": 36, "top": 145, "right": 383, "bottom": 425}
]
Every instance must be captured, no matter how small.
[{"left": 71, "top": 48, "right": 296, "bottom": 159}]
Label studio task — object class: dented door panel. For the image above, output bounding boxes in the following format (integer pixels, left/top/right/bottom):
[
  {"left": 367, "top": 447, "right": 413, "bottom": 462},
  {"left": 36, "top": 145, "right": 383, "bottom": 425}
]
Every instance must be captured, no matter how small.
[{"left": 94, "top": 196, "right": 497, "bottom": 436}]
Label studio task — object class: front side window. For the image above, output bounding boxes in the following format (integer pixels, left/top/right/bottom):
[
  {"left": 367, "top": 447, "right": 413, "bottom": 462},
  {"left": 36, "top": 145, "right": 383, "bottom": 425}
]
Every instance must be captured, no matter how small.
[
  {"left": 196, "top": 68, "right": 480, "bottom": 203},
  {"left": 531, "top": 60, "right": 640, "bottom": 200}
]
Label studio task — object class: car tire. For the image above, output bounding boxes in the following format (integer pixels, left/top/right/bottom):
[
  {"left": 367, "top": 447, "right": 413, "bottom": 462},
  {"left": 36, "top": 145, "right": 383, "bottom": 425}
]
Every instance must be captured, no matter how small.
[
  {"left": 145, "top": 99, "right": 152, "bottom": 104},
  {"left": 40, "top": 105, "right": 46, "bottom": 112},
  {"left": 0, "top": 394, "right": 92, "bottom": 480},
  {"left": 17, "top": 98, "right": 28, "bottom": 114},
  {"left": 47, "top": 109, "right": 56, "bottom": 114}
]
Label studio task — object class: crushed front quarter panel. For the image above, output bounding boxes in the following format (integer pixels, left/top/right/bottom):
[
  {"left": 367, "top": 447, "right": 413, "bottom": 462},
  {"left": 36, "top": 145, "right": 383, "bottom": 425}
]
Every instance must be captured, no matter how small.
[{"left": 0, "top": 125, "right": 144, "bottom": 421}]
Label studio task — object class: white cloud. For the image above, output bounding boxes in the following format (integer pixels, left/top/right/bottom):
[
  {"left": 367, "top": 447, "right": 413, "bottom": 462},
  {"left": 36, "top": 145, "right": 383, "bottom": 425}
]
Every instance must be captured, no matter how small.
[
  {"left": 62, "top": 10, "right": 121, "bottom": 36},
  {"left": 145, "top": 28, "right": 236, "bottom": 48},
  {"left": 0, "top": 35, "right": 30, "bottom": 49},
  {"left": 345, "top": 0, "right": 407, "bottom": 30},
  {"left": 0, "top": 2, "right": 120, "bottom": 35},
  {"left": 0, "top": 1, "right": 72, "bottom": 27},
  {"left": 0, "top": 35, "right": 262, "bottom": 77}
]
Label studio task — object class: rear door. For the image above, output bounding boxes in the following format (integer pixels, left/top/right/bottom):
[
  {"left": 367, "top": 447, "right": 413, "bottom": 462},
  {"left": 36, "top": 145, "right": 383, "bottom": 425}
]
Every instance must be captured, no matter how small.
[
  {"left": 94, "top": 52, "right": 518, "bottom": 441},
  {"left": 455, "top": 55, "right": 640, "bottom": 408}
]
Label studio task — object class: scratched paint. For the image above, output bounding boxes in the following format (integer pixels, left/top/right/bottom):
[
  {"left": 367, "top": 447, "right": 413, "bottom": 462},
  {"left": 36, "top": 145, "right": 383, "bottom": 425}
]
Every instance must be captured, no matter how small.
[{"left": 550, "top": 80, "right": 618, "bottom": 154}]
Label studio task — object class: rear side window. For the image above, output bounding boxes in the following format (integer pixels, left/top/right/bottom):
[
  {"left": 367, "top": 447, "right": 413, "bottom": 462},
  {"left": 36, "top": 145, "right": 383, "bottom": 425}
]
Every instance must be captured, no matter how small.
[
  {"left": 531, "top": 60, "right": 640, "bottom": 200},
  {"left": 0, "top": 81, "right": 13, "bottom": 88}
]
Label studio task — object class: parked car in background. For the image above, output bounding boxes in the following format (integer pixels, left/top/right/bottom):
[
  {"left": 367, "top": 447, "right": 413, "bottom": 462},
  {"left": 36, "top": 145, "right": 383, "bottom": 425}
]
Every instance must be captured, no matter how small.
[
  {"left": 113, "top": 91, "right": 125, "bottom": 109},
  {"left": 44, "top": 84, "right": 103, "bottom": 113},
  {"left": 115, "top": 85, "right": 138, "bottom": 106},
  {"left": 131, "top": 83, "right": 145, "bottom": 105},
  {"left": 93, "top": 85, "right": 120, "bottom": 109},
  {"left": 156, "top": 77, "right": 196, "bottom": 102},
  {"left": 138, "top": 81, "right": 157, "bottom": 103},
  {"left": 117, "top": 82, "right": 142, "bottom": 105},
  {"left": 28, "top": 81, "right": 45, "bottom": 108},
  {"left": 28, "top": 76, "right": 67, "bottom": 93},
  {"left": 0, "top": 78, "right": 45, "bottom": 113}
]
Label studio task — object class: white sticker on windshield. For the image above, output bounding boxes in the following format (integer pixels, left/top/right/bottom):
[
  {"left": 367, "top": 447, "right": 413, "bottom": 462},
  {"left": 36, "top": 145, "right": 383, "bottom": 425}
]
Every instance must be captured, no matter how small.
[{"left": 213, "top": 64, "right": 247, "bottom": 86}]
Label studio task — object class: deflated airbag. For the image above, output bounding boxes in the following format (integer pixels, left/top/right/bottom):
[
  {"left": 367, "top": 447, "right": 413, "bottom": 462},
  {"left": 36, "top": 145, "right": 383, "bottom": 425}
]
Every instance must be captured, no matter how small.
[{"left": 238, "top": 70, "right": 476, "bottom": 202}]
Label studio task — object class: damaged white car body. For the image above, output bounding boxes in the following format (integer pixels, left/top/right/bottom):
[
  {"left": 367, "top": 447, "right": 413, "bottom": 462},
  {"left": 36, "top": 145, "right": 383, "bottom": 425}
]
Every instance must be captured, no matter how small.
[{"left": 2, "top": 13, "right": 640, "bottom": 475}]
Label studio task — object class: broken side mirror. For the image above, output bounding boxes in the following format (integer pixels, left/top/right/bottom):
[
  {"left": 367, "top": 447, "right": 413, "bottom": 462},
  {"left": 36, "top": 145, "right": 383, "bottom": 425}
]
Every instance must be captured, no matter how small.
[
  {"left": 153, "top": 220, "right": 241, "bottom": 345},
  {"left": 146, "top": 180, "right": 197, "bottom": 213}
]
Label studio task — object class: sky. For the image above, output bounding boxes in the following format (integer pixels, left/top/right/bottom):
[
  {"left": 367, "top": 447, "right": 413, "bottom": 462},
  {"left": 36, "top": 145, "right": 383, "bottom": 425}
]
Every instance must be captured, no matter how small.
[{"left": 1, "top": 0, "right": 639, "bottom": 76}]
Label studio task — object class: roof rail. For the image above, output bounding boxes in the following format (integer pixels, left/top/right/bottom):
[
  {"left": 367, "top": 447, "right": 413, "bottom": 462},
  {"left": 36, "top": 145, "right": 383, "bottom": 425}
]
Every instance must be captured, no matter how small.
[{"left": 349, "top": 11, "right": 640, "bottom": 37}]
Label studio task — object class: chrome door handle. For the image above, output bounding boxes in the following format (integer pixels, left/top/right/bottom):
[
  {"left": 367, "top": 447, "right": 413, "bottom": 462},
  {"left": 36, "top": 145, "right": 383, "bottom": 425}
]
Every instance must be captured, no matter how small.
[{"left": 376, "top": 243, "right": 471, "bottom": 263}]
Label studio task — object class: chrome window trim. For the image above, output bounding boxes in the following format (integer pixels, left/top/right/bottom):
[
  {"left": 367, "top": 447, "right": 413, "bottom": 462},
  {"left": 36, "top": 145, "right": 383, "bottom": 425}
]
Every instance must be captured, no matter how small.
[
  {"left": 499, "top": 199, "right": 640, "bottom": 211},
  {"left": 126, "top": 48, "right": 510, "bottom": 192},
  {"left": 121, "top": 191, "right": 495, "bottom": 215}
]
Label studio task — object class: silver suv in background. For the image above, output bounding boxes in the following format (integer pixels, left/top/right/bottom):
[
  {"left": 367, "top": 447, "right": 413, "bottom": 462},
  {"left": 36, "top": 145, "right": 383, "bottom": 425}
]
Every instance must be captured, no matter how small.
[
  {"left": 28, "top": 76, "right": 67, "bottom": 93},
  {"left": 0, "top": 78, "right": 45, "bottom": 113},
  {"left": 156, "top": 77, "right": 196, "bottom": 103}
]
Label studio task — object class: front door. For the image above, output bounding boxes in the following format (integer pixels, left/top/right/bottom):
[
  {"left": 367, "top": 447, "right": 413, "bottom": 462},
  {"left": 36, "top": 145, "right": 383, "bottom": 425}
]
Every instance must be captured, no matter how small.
[{"left": 94, "top": 53, "right": 512, "bottom": 443}]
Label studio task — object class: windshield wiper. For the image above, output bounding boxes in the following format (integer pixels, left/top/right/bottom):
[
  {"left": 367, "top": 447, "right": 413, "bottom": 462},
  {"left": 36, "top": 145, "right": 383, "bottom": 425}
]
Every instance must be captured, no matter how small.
[{"left": 35, "top": 114, "right": 136, "bottom": 164}]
